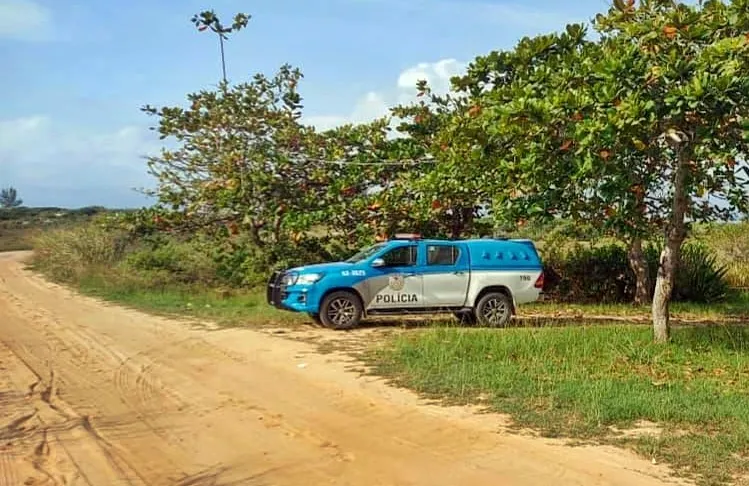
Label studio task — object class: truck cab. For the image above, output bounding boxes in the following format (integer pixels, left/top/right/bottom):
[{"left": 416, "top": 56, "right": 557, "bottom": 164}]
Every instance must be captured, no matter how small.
[{"left": 267, "top": 234, "right": 544, "bottom": 330}]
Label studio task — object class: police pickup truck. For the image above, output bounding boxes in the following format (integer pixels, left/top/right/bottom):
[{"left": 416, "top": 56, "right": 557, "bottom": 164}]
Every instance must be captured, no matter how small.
[{"left": 267, "top": 234, "right": 544, "bottom": 330}]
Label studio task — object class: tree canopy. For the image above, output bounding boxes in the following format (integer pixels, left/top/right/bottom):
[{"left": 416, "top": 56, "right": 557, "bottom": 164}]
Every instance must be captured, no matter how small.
[
  {"left": 0, "top": 187, "right": 23, "bottom": 209},
  {"left": 134, "top": 0, "right": 749, "bottom": 341}
]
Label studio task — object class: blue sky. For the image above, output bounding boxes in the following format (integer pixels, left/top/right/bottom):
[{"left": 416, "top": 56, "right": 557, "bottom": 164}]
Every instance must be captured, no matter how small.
[{"left": 1, "top": 0, "right": 606, "bottom": 208}]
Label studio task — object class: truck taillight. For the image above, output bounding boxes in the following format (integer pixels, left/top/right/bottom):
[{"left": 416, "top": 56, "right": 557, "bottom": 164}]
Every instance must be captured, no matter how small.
[{"left": 534, "top": 272, "right": 544, "bottom": 289}]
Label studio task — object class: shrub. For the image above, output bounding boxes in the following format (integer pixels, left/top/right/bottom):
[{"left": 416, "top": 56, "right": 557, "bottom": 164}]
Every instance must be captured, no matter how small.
[
  {"left": 541, "top": 243, "right": 634, "bottom": 303},
  {"left": 672, "top": 242, "right": 729, "bottom": 303},
  {"left": 542, "top": 241, "right": 730, "bottom": 304},
  {"left": 124, "top": 239, "right": 218, "bottom": 285},
  {"left": 33, "top": 225, "right": 127, "bottom": 282},
  {"left": 691, "top": 221, "right": 749, "bottom": 289},
  {"left": 216, "top": 235, "right": 354, "bottom": 287}
]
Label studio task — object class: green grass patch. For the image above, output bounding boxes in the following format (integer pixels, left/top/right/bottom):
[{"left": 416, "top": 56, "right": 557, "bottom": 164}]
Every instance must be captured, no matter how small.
[
  {"left": 367, "top": 325, "right": 749, "bottom": 485},
  {"left": 73, "top": 271, "right": 304, "bottom": 327}
]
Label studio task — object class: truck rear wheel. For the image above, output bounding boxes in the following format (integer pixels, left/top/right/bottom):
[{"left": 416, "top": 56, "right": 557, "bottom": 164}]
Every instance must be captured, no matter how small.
[
  {"left": 475, "top": 292, "right": 513, "bottom": 327},
  {"left": 319, "top": 291, "right": 363, "bottom": 330}
]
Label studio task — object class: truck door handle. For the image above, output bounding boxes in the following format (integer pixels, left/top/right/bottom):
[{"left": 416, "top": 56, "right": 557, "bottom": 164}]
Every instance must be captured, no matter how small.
[{"left": 453, "top": 271, "right": 465, "bottom": 275}]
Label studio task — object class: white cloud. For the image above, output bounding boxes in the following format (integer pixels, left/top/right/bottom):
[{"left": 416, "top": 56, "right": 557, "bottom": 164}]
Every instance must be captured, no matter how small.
[
  {"left": 0, "top": 0, "right": 53, "bottom": 41},
  {"left": 0, "top": 116, "right": 158, "bottom": 207},
  {"left": 304, "top": 58, "right": 466, "bottom": 130}
]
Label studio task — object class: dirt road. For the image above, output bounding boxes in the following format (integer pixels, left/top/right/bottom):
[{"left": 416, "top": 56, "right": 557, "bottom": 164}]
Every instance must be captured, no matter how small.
[{"left": 0, "top": 251, "right": 685, "bottom": 486}]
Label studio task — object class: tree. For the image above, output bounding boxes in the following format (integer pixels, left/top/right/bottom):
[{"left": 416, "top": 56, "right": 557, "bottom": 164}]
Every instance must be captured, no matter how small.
[
  {"left": 191, "top": 10, "right": 250, "bottom": 83},
  {"left": 471, "top": 0, "right": 749, "bottom": 341},
  {"left": 312, "top": 120, "right": 432, "bottom": 244},
  {"left": 142, "top": 65, "right": 327, "bottom": 246},
  {"left": 0, "top": 187, "right": 23, "bottom": 208},
  {"left": 388, "top": 80, "right": 497, "bottom": 239},
  {"left": 458, "top": 26, "right": 661, "bottom": 305},
  {"left": 595, "top": 0, "right": 749, "bottom": 341}
]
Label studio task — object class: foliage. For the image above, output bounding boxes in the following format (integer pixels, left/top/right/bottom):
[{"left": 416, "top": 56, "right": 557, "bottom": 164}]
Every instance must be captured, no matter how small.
[
  {"left": 455, "top": 0, "right": 749, "bottom": 339},
  {"left": 32, "top": 225, "right": 128, "bottom": 282},
  {"left": 691, "top": 221, "right": 749, "bottom": 288},
  {"left": 143, "top": 65, "right": 317, "bottom": 245},
  {"left": 542, "top": 243, "right": 634, "bottom": 303},
  {"left": 191, "top": 10, "right": 250, "bottom": 83},
  {"left": 0, "top": 207, "right": 117, "bottom": 252},
  {"left": 191, "top": 10, "right": 250, "bottom": 38},
  {"left": 542, "top": 240, "right": 729, "bottom": 304},
  {"left": 672, "top": 242, "right": 729, "bottom": 303},
  {"left": 388, "top": 81, "right": 496, "bottom": 238},
  {"left": 124, "top": 239, "right": 219, "bottom": 285},
  {"left": 0, "top": 186, "right": 23, "bottom": 208}
]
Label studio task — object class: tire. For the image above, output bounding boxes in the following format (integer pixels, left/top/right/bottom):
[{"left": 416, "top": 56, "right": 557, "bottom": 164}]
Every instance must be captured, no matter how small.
[
  {"left": 475, "top": 292, "right": 513, "bottom": 327},
  {"left": 319, "top": 291, "right": 363, "bottom": 330},
  {"left": 453, "top": 311, "right": 477, "bottom": 325}
]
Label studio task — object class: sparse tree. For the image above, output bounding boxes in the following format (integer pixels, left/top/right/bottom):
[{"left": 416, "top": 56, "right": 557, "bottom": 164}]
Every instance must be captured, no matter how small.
[
  {"left": 0, "top": 187, "right": 23, "bottom": 208},
  {"left": 191, "top": 10, "right": 250, "bottom": 84}
]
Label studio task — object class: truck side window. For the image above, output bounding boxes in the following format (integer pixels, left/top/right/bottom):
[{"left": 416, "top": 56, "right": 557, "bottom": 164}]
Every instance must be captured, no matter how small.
[
  {"left": 427, "top": 245, "right": 459, "bottom": 266},
  {"left": 382, "top": 246, "right": 417, "bottom": 267}
]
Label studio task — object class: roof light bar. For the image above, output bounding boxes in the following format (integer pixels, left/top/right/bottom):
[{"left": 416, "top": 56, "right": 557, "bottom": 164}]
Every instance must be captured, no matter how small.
[{"left": 393, "top": 233, "right": 422, "bottom": 240}]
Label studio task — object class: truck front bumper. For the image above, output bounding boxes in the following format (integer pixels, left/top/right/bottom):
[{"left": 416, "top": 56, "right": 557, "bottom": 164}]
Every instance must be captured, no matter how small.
[{"left": 266, "top": 271, "right": 321, "bottom": 314}]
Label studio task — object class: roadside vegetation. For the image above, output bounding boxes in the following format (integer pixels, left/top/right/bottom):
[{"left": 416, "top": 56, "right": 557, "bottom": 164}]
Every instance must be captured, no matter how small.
[
  {"left": 368, "top": 325, "right": 749, "bottom": 485},
  {"left": 7, "top": 0, "right": 749, "bottom": 484},
  {"left": 0, "top": 205, "right": 113, "bottom": 252}
]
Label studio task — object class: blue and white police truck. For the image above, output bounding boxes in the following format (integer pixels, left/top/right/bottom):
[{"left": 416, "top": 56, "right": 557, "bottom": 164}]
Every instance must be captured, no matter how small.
[{"left": 267, "top": 234, "right": 544, "bottom": 330}]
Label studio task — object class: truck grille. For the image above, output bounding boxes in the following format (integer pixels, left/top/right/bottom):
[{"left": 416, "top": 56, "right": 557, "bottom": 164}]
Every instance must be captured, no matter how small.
[{"left": 266, "top": 270, "right": 287, "bottom": 308}]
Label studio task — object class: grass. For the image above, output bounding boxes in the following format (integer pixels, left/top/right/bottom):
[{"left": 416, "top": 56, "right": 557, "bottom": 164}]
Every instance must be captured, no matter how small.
[
  {"left": 0, "top": 225, "right": 36, "bottom": 251},
  {"left": 523, "top": 292, "right": 749, "bottom": 323},
  {"left": 367, "top": 325, "right": 749, "bottom": 485},
  {"left": 66, "top": 270, "right": 305, "bottom": 328},
  {"left": 0, "top": 206, "right": 110, "bottom": 252}
]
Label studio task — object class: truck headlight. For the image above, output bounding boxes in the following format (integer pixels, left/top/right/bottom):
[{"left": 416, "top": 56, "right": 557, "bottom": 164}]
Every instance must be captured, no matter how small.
[
  {"left": 297, "top": 273, "right": 324, "bottom": 285},
  {"left": 282, "top": 272, "right": 298, "bottom": 286}
]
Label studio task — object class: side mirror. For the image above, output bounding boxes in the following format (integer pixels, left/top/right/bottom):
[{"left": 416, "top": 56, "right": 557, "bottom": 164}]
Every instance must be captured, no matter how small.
[{"left": 371, "top": 258, "right": 385, "bottom": 268}]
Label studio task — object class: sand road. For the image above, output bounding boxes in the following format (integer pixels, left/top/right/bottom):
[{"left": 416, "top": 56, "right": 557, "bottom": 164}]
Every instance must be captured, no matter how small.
[{"left": 0, "top": 251, "right": 685, "bottom": 486}]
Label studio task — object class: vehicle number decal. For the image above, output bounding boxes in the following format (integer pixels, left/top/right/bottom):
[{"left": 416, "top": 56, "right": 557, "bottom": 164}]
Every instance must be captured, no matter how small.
[
  {"left": 520, "top": 275, "right": 531, "bottom": 281},
  {"left": 341, "top": 270, "right": 366, "bottom": 277}
]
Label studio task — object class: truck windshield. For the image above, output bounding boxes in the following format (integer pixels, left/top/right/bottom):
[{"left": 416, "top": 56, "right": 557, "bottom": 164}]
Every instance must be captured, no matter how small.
[{"left": 345, "top": 243, "right": 385, "bottom": 263}]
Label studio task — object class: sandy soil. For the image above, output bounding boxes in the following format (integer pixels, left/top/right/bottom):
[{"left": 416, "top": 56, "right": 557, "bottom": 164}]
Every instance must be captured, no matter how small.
[{"left": 0, "top": 251, "right": 688, "bottom": 486}]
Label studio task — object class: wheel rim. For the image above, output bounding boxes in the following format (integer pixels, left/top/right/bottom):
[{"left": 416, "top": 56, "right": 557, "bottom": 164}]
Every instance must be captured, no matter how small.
[
  {"left": 327, "top": 298, "right": 357, "bottom": 327},
  {"left": 481, "top": 297, "right": 509, "bottom": 325}
]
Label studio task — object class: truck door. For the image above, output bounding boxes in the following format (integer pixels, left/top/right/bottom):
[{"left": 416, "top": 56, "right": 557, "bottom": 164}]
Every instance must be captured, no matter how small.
[
  {"left": 422, "top": 243, "right": 469, "bottom": 308},
  {"left": 366, "top": 244, "right": 424, "bottom": 310}
]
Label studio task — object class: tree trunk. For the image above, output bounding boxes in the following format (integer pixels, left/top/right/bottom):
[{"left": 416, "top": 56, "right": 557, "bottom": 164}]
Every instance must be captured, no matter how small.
[
  {"left": 272, "top": 213, "right": 284, "bottom": 244},
  {"left": 651, "top": 150, "right": 689, "bottom": 343},
  {"left": 449, "top": 207, "right": 474, "bottom": 239},
  {"left": 450, "top": 207, "right": 464, "bottom": 240},
  {"left": 249, "top": 223, "right": 264, "bottom": 248},
  {"left": 627, "top": 238, "right": 651, "bottom": 305}
]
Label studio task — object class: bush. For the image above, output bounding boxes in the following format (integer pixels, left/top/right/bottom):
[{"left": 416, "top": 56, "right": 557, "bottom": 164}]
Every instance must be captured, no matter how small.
[
  {"left": 124, "top": 239, "right": 219, "bottom": 285},
  {"left": 213, "top": 234, "right": 354, "bottom": 287},
  {"left": 33, "top": 225, "right": 128, "bottom": 282},
  {"left": 542, "top": 243, "right": 634, "bottom": 303},
  {"left": 691, "top": 221, "right": 749, "bottom": 289},
  {"left": 672, "top": 242, "right": 729, "bottom": 303},
  {"left": 542, "top": 240, "right": 730, "bottom": 304}
]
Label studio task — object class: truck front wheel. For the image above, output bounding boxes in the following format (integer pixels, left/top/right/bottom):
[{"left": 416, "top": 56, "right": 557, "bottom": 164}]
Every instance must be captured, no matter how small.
[
  {"left": 319, "top": 291, "right": 363, "bottom": 330},
  {"left": 475, "top": 292, "right": 513, "bottom": 327}
]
